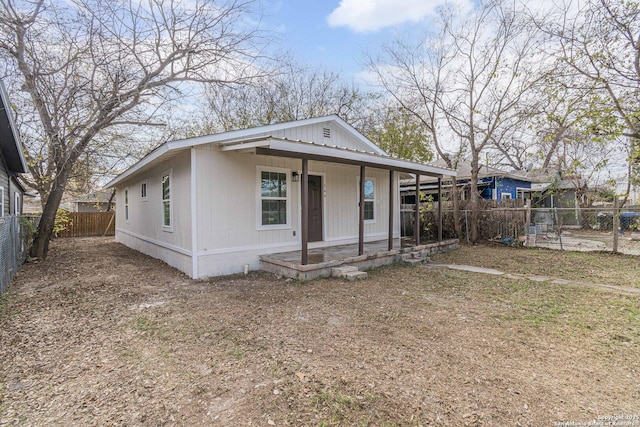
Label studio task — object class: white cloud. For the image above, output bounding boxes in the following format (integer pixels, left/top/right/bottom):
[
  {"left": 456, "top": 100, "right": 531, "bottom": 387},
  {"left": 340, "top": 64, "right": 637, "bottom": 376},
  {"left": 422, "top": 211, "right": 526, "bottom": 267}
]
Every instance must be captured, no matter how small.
[{"left": 327, "top": 0, "right": 469, "bottom": 33}]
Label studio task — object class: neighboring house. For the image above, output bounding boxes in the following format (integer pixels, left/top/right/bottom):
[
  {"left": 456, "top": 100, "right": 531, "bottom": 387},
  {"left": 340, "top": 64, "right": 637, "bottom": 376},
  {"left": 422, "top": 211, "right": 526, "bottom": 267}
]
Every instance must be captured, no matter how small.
[
  {"left": 106, "top": 115, "right": 455, "bottom": 278},
  {"left": 71, "top": 190, "right": 115, "bottom": 212},
  {"left": 401, "top": 160, "right": 534, "bottom": 204},
  {"left": 529, "top": 176, "right": 587, "bottom": 209},
  {"left": 527, "top": 176, "right": 588, "bottom": 227},
  {"left": 0, "top": 81, "right": 27, "bottom": 217}
]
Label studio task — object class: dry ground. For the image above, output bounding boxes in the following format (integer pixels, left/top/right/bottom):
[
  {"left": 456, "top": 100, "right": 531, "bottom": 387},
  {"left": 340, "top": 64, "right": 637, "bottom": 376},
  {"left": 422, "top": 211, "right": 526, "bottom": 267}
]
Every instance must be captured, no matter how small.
[
  {"left": 1, "top": 238, "right": 639, "bottom": 426},
  {"left": 432, "top": 244, "right": 640, "bottom": 288}
]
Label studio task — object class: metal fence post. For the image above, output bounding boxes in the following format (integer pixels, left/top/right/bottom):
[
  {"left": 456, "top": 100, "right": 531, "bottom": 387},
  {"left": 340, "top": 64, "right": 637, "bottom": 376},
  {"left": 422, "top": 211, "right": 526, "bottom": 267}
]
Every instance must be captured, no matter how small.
[{"left": 613, "top": 196, "right": 619, "bottom": 253}]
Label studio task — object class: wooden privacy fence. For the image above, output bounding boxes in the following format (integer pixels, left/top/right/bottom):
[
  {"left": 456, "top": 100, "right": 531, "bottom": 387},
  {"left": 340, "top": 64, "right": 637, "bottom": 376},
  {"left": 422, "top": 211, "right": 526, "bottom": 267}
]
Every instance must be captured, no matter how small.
[{"left": 56, "top": 211, "right": 115, "bottom": 237}]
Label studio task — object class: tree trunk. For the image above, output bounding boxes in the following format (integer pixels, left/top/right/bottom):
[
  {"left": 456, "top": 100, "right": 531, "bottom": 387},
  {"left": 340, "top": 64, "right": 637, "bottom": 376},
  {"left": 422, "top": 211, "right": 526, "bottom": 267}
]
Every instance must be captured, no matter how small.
[
  {"left": 30, "top": 166, "right": 72, "bottom": 259},
  {"left": 469, "top": 156, "right": 480, "bottom": 243},
  {"left": 107, "top": 188, "right": 116, "bottom": 212}
]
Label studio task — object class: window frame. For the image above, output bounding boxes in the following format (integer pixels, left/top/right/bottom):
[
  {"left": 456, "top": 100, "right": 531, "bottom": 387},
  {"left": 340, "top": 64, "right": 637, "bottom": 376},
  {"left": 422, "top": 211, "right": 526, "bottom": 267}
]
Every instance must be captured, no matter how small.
[
  {"left": 124, "top": 187, "right": 129, "bottom": 222},
  {"left": 13, "top": 192, "right": 20, "bottom": 216},
  {"left": 0, "top": 187, "right": 4, "bottom": 217},
  {"left": 516, "top": 187, "right": 529, "bottom": 200},
  {"left": 256, "top": 166, "right": 291, "bottom": 230},
  {"left": 501, "top": 192, "right": 512, "bottom": 201},
  {"left": 357, "top": 176, "right": 376, "bottom": 224},
  {"left": 141, "top": 181, "right": 148, "bottom": 201},
  {"left": 161, "top": 170, "right": 173, "bottom": 232}
]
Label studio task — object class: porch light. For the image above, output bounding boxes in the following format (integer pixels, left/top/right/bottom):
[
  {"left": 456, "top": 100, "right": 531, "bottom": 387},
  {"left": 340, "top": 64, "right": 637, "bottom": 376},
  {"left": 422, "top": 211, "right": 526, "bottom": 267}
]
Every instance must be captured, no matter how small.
[{"left": 292, "top": 171, "right": 299, "bottom": 182}]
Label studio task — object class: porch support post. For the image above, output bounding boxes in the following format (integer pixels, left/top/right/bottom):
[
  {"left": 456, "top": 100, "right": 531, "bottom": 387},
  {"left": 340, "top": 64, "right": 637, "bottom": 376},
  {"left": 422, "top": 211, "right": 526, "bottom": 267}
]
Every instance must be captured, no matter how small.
[
  {"left": 301, "top": 159, "right": 309, "bottom": 265},
  {"left": 388, "top": 170, "right": 394, "bottom": 251},
  {"left": 415, "top": 173, "right": 420, "bottom": 246},
  {"left": 359, "top": 165, "right": 365, "bottom": 256},
  {"left": 438, "top": 176, "right": 443, "bottom": 242}
]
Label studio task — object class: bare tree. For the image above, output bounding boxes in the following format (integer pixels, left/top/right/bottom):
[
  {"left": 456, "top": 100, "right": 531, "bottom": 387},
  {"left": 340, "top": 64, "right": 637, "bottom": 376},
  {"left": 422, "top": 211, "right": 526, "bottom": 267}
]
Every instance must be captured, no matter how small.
[
  {"left": 370, "top": 0, "right": 543, "bottom": 242},
  {"left": 539, "top": 0, "right": 640, "bottom": 205},
  {"left": 179, "top": 59, "right": 378, "bottom": 136},
  {"left": 0, "top": 0, "right": 266, "bottom": 258}
]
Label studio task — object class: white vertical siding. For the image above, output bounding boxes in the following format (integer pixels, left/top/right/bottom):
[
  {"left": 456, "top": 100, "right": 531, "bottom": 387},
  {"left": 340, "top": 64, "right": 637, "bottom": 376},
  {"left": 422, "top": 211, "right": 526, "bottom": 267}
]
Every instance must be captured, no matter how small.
[
  {"left": 219, "top": 122, "right": 371, "bottom": 151},
  {"left": 321, "top": 164, "right": 392, "bottom": 241},
  {"left": 114, "top": 150, "right": 192, "bottom": 274},
  {"left": 194, "top": 146, "right": 399, "bottom": 277},
  {"left": 195, "top": 146, "right": 300, "bottom": 253},
  {"left": 269, "top": 122, "right": 374, "bottom": 152}
]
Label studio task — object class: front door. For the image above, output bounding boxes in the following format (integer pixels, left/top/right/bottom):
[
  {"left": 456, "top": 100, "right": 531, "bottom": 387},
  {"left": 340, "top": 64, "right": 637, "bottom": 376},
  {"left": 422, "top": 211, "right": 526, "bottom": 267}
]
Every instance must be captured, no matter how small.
[{"left": 308, "top": 175, "right": 323, "bottom": 242}]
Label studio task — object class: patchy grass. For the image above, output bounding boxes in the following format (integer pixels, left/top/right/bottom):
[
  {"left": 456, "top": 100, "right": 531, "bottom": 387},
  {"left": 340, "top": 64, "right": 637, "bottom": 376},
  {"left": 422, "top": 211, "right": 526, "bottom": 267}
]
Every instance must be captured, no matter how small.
[
  {"left": 0, "top": 237, "right": 639, "bottom": 426},
  {"left": 432, "top": 244, "right": 640, "bottom": 287}
]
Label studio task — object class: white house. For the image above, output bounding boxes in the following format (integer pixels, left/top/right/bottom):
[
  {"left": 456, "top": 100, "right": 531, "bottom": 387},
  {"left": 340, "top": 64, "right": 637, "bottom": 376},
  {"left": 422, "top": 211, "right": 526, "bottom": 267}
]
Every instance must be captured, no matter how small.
[{"left": 106, "top": 116, "right": 455, "bottom": 278}]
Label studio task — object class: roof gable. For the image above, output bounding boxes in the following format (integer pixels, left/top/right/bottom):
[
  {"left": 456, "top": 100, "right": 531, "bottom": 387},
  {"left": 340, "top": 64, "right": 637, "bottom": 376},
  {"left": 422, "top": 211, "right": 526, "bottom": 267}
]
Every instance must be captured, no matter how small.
[
  {"left": 106, "top": 115, "right": 454, "bottom": 188},
  {"left": 0, "top": 81, "right": 27, "bottom": 174},
  {"left": 165, "top": 115, "right": 386, "bottom": 154}
]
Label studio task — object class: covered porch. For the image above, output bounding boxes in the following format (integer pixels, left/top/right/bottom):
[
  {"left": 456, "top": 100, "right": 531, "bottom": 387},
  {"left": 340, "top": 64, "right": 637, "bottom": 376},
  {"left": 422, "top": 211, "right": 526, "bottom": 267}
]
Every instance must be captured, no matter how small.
[
  {"left": 218, "top": 135, "right": 457, "bottom": 278},
  {"left": 260, "top": 238, "right": 460, "bottom": 280}
]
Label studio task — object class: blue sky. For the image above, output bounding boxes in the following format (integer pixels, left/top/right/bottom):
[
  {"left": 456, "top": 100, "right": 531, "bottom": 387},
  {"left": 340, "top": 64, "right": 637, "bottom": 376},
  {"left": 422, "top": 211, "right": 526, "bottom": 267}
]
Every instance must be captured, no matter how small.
[{"left": 259, "top": 0, "right": 458, "bottom": 81}]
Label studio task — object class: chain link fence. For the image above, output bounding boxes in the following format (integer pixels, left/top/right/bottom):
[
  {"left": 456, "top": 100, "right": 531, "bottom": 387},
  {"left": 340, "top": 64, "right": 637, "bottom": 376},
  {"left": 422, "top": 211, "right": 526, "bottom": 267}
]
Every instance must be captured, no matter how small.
[
  {"left": 525, "top": 207, "right": 640, "bottom": 255},
  {"left": 0, "top": 215, "right": 39, "bottom": 294},
  {"left": 404, "top": 204, "right": 640, "bottom": 256}
]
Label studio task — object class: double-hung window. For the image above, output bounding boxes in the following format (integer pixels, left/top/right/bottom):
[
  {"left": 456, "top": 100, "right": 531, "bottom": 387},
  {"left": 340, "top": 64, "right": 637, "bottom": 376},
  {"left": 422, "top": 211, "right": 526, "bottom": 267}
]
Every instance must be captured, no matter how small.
[
  {"left": 364, "top": 179, "right": 375, "bottom": 221},
  {"left": 259, "top": 169, "right": 289, "bottom": 227},
  {"left": 162, "top": 172, "right": 171, "bottom": 229}
]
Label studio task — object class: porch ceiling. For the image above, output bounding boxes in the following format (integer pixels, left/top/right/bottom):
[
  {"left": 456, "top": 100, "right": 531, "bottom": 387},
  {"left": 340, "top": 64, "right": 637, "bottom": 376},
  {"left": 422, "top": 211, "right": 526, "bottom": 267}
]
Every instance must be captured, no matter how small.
[{"left": 219, "top": 137, "right": 456, "bottom": 178}]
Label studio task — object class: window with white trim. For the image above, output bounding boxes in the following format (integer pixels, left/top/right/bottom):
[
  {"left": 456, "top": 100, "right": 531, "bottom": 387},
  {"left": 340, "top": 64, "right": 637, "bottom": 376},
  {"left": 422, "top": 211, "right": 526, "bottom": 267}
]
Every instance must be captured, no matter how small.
[
  {"left": 162, "top": 173, "right": 171, "bottom": 228},
  {"left": 501, "top": 193, "right": 512, "bottom": 201},
  {"left": 0, "top": 187, "right": 4, "bottom": 217},
  {"left": 13, "top": 192, "right": 20, "bottom": 215},
  {"left": 259, "top": 169, "right": 289, "bottom": 227},
  {"left": 124, "top": 187, "right": 129, "bottom": 222},
  {"left": 141, "top": 181, "right": 147, "bottom": 201},
  {"left": 363, "top": 178, "right": 375, "bottom": 221}
]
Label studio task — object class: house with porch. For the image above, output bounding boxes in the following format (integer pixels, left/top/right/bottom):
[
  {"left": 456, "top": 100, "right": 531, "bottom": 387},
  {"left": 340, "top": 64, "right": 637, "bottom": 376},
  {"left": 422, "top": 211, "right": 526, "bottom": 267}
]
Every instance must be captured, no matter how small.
[
  {"left": 106, "top": 115, "right": 456, "bottom": 279},
  {"left": 0, "top": 81, "right": 27, "bottom": 217}
]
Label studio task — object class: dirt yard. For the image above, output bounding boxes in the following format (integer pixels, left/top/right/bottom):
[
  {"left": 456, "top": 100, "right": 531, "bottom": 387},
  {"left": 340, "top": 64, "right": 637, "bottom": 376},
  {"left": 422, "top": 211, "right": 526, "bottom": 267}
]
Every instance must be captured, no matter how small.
[{"left": 1, "top": 238, "right": 639, "bottom": 426}]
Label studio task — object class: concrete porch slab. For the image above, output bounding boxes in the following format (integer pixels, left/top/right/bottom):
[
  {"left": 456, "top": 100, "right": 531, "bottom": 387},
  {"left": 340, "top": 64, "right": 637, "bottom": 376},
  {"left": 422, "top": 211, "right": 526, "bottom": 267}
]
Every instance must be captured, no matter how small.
[{"left": 260, "top": 239, "right": 460, "bottom": 281}]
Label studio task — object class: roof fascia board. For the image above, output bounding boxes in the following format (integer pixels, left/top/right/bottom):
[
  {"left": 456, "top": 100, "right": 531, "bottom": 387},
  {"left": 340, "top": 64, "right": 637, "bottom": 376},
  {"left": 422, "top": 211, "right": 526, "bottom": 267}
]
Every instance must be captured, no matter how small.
[
  {"left": 105, "top": 143, "right": 171, "bottom": 188},
  {"left": 219, "top": 138, "right": 272, "bottom": 151},
  {"left": 0, "top": 81, "right": 27, "bottom": 173},
  {"left": 261, "top": 139, "right": 455, "bottom": 177}
]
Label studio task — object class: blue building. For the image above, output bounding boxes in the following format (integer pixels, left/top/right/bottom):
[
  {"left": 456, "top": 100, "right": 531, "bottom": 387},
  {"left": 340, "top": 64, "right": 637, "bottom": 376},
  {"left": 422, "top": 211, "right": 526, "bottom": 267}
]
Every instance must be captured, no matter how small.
[{"left": 401, "top": 161, "right": 534, "bottom": 204}]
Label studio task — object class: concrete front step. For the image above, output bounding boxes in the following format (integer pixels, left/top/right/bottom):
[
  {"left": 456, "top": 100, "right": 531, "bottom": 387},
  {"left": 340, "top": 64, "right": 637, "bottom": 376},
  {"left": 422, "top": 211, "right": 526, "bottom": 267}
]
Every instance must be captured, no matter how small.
[
  {"left": 331, "top": 266, "right": 359, "bottom": 277},
  {"left": 343, "top": 270, "right": 368, "bottom": 281},
  {"left": 331, "top": 266, "right": 368, "bottom": 280},
  {"left": 401, "top": 252, "right": 430, "bottom": 265}
]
